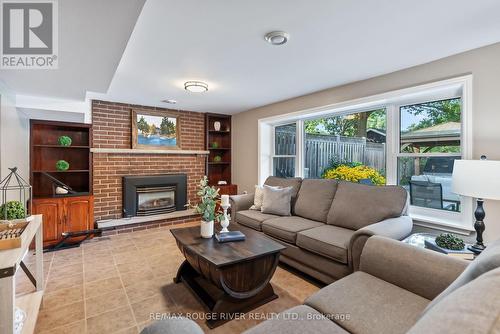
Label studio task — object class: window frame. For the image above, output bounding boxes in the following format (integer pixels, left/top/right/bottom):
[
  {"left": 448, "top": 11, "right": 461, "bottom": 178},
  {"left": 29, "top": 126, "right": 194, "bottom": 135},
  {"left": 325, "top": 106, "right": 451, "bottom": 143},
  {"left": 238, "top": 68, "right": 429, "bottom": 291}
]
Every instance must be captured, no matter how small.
[
  {"left": 391, "top": 96, "right": 471, "bottom": 229},
  {"left": 271, "top": 122, "right": 300, "bottom": 178},
  {"left": 259, "top": 75, "right": 473, "bottom": 233}
]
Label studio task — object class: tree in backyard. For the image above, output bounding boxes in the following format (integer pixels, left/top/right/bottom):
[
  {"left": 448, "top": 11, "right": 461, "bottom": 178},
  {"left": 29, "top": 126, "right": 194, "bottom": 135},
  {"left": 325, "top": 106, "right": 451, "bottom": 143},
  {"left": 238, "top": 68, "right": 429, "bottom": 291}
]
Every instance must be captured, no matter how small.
[
  {"left": 305, "top": 116, "right": 358, "bottom": 136},
  {"left": 403, "top": 98, "right": 461, "bottom": 131},
  {"left": 304, "top": 108, "right": 386, "bottom": 137}
]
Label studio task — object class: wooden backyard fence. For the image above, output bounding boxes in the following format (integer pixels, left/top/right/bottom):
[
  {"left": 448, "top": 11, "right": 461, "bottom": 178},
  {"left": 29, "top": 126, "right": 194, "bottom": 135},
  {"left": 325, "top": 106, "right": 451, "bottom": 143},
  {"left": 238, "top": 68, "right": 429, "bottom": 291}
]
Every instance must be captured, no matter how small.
[{"left": 274, "top": 132, "right": 386, "bottom": 178}]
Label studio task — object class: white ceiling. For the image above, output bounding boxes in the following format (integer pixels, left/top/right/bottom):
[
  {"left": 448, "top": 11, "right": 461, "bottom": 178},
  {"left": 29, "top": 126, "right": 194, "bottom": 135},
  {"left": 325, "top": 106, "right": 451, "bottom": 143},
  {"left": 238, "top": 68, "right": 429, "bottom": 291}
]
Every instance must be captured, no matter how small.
[
  {"left": 0, "top": 0, "right": 145, "bottom": 100},
  {"left": 97, "top": 0, "right": 500, "bottom": 114},
  {"left": 4, "top": 0, "right": 500, "bottom": 115}
]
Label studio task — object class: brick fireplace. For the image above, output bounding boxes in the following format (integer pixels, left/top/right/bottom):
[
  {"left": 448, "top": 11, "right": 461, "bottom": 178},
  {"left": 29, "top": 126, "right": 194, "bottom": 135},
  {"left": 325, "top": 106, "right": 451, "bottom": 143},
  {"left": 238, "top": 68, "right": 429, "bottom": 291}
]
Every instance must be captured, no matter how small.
[{"left": 91, "top": 100, "right": 206, "bottom": 230}]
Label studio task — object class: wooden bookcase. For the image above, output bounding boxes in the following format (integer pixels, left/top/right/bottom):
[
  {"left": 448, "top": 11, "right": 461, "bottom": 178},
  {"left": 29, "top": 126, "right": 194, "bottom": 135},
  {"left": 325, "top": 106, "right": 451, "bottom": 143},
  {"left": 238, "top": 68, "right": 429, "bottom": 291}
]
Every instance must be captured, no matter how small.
[
  {"left": 205, "top": 113, "right": 237, "bottom": 195},
  {"left": 30, "top": 120, "right": 94, "bottom": 247}
]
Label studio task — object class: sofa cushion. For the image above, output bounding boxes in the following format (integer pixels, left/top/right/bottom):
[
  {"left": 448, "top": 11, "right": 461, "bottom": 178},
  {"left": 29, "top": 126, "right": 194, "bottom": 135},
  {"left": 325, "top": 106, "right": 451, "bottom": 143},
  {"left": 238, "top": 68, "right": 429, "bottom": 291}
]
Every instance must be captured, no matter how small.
[
  {"left": 249, "top": 185, "right": 265, "bottom": 210},
  {"left": 236, "top": 210, "right": 279, "bottom": 231},
  {"left": 296, "top": 225, "right": 354, "bottom": 264},
  {"left": 327, "top": 181, "right": 408, "bottom": 230},
  {"left": 422, "top": 237, "right": 500, "bottom": 315},
  {"left": 261, "top": 185, "right": 294, "bottom": 216},
  {"left": 294, "top": 179, "right": 338, "bottom": 223},
  {"left": 262, "top": 216, "right": 323, "bottom": 243},
  {"left": 409, "top": 267, "right": 500, "bottom": 334},
  {"left": 243, "top": 305, "right": 349, "bottom": 334},
  {"left": 305, "top": 271, "right": 430, "bottom": 334},
  {"left": 264, "top": 176, "right": 302, "bottom": 213},
  {"left": 264, "top": 176, "right": 302, "bottom": 198}
]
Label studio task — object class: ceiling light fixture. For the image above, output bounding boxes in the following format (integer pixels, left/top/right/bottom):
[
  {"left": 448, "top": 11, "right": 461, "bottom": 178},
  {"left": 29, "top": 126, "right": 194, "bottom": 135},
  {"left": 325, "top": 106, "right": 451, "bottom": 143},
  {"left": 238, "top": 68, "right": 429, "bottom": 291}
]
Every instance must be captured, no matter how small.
[
  {"left": 161, "top": 99, "right": 177, "bottom": 104},
  {"left": 184, "top": 81, "right": 208, "bottom": 93},
  {"left": 264, "top": 31, "right": 290, "bottom": 45}
]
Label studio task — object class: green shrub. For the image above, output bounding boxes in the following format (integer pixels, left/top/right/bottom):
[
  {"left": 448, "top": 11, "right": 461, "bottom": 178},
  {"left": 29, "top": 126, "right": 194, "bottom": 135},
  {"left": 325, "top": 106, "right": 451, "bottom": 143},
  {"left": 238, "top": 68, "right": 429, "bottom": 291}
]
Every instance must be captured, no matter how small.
[
  {"left": 435, "top": 233, "right": 465, "bottom": 250},
  {"left": 56, "top": 160, "right": 70, "bottom": 171},
  {"left": 0, "top": 201, "right": 26, "bottom": 220},
  {"left": 58, "top": 135, "right": 72, "bottom": 146}
]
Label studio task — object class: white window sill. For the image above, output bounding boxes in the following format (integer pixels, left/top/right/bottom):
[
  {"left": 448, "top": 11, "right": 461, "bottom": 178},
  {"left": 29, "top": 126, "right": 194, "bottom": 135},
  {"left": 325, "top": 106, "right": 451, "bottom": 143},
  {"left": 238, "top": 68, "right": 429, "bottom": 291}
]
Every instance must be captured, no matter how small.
[{"left": 410, "top": 212, "right": 474, "bottom": 235}]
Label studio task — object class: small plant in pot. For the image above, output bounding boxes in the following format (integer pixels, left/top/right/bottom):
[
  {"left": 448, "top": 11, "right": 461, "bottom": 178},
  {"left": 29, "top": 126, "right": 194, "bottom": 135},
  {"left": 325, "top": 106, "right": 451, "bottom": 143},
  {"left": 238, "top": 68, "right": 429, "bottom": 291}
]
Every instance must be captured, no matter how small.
[
  {"left": 435, "top": 233, "right": 465, "bottom": 250},
  {"left": 191, "top": 176, "right": 222, "bottom": 238},
  {"left": 0, "top": 201, "right": 26, "bottom": 221}
]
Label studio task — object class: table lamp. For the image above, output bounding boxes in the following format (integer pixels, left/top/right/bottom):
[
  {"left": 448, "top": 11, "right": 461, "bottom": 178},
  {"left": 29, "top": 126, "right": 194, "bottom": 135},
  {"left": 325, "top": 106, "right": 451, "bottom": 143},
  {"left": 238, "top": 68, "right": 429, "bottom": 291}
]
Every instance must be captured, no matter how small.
[{"left": 452, "top": 157, "right": 500, "bottom": 253}]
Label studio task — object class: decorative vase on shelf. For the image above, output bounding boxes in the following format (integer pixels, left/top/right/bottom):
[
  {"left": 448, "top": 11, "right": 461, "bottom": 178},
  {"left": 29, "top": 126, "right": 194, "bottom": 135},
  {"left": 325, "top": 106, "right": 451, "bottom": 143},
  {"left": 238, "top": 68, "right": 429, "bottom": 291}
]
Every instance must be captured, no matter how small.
[
  {"left": 55, "top": 160, "right": 70, "bottom": 171},
  {"left": 213, "top": 155, "right": 222, "bottom": 162},
  {"left": 214, "top": 121, "right": 221, "bottom": 131},
  {"left": 200, "top": 220, "right": 214, "bottom": 238},
  {"left": 58, "top": 135, "right": 72, "bottom": 147},
  {"left": 211, "top": 142, "right": 219, "bottom": 149}
]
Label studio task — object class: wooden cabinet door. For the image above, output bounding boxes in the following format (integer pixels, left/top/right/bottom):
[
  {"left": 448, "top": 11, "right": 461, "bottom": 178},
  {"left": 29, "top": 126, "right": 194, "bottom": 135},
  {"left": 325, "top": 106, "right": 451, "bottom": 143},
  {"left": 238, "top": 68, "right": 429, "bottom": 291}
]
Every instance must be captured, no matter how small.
[
  {"left": 64, "top": 196, "right": 94, "bottom": 234},
  {"left": 32, "top": 198, "right": 64, "bottom": 245}
]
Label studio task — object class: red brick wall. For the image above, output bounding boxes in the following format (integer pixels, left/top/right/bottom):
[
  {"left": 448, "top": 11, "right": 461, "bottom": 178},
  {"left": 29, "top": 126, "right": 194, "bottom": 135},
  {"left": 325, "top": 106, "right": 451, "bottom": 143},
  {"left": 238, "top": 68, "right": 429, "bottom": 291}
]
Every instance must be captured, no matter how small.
[{"left": 92, "top": 100, "right": 206, "bottom": 221}]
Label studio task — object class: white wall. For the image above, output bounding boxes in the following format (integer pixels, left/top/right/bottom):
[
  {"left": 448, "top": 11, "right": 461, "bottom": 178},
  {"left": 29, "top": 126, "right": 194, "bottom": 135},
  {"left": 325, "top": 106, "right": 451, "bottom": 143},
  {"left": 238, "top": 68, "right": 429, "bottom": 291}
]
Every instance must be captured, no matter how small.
[{"left": 0, "top": 90, "right": 30, "bottom": 190}]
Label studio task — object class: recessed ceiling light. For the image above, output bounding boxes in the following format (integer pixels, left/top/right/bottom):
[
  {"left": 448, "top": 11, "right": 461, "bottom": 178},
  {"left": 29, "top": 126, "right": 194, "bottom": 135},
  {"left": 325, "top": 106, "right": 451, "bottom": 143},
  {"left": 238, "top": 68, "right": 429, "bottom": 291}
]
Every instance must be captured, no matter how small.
[
  {"left": 264, "top": 31, "right": 289, "bottom": 45},
  {"left": 161, "top": 99, "right": 177, "bottom": 104},
  {"left": 184, "top": 81, "right": 208, "bottom": 93}
]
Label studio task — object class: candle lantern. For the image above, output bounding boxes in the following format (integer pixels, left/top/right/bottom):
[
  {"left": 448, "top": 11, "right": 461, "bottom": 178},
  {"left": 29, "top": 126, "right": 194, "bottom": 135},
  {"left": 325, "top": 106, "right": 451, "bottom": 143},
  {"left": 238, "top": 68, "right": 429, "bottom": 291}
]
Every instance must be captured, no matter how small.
[{"left": 0, "top": 167, "right": 32, "bottom": 222}]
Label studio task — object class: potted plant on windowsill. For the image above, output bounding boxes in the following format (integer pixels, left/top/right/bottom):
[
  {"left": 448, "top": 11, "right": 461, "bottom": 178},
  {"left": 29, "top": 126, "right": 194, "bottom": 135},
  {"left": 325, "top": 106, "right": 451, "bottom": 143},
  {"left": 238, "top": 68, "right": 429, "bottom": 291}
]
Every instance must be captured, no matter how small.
[{"left": 191, "top": 176, "right": 222, "bottom": 238}]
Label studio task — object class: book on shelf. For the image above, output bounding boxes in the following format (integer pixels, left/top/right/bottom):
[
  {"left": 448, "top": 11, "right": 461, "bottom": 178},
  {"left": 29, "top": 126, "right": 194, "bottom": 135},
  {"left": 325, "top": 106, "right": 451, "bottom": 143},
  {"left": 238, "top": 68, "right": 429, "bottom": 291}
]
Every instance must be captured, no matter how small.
[
  {"left": 215, "top": 231, "right": 245, "bottom": 243},
  {"left": 424, "top": 239, "right": 475, "bottom": 260}
]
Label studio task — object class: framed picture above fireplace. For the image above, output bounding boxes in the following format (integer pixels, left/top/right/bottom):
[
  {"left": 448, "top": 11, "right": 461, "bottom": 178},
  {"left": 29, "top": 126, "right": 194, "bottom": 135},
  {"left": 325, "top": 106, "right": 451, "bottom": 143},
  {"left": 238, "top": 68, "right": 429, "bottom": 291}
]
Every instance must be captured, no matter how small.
[{"left": 132, "top": 109, "right": 180, "bottom": 149}]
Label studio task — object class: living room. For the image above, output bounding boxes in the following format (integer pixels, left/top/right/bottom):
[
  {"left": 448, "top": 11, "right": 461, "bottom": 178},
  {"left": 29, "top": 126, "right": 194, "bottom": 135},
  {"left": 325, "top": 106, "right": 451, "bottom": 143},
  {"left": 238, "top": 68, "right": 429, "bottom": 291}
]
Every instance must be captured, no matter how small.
[{"left": 0, "top": 1, "right": 499, "bottom": 333}]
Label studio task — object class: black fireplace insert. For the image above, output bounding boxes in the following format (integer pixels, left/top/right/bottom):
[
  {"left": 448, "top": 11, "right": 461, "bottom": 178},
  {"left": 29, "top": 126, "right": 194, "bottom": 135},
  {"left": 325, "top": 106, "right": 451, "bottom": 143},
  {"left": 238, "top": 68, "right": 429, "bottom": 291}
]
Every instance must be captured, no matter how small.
[{"left": 123, "top": 174, "right": 187, "bottom": 217}]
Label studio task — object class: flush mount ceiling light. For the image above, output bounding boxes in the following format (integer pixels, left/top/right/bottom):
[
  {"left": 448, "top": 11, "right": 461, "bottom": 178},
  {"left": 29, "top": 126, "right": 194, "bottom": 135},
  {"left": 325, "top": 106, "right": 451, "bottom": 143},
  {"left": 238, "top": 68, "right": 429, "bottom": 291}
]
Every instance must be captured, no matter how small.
[
  {"left": 184, "top": 81, "right": 208, "bottom": 93},
  {"left": 161, "top": 99, "right": 177, "bottom": 104},
  {"left": 264, "top": 31, "right": 290, "bottom": 45}
]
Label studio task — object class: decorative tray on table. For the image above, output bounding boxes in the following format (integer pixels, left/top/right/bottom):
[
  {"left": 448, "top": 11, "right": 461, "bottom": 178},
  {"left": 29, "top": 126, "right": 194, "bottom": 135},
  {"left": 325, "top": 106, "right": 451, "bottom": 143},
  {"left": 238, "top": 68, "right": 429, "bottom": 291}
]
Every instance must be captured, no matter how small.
[{"left": 0, "top": 217, "right": 32, "bottom": 250}]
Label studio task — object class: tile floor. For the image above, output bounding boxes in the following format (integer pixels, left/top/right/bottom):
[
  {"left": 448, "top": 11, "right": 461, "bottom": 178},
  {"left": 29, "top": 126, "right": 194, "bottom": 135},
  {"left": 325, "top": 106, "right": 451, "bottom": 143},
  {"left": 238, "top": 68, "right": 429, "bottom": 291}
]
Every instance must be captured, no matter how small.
[{"left": 16, "top": 222, "right": 321, "bottom": 333}]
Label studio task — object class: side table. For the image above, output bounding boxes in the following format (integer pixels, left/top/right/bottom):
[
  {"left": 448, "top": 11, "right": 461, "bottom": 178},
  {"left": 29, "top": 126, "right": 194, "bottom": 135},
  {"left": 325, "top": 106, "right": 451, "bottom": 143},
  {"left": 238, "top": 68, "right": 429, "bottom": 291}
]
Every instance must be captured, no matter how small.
[
  {"left": 403, "top": 232, "right": 475, "bottom": 260},
  {"left": 0, "top": 215, "right": 44, "bottom": 334}
]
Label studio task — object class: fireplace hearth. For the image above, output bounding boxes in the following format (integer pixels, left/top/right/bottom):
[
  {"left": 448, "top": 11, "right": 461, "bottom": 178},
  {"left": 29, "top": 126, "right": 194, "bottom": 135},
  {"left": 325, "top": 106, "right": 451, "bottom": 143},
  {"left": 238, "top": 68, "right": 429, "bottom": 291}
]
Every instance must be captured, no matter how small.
[{"left": 123, "top": 174, "right": 187, "bottom": 218}]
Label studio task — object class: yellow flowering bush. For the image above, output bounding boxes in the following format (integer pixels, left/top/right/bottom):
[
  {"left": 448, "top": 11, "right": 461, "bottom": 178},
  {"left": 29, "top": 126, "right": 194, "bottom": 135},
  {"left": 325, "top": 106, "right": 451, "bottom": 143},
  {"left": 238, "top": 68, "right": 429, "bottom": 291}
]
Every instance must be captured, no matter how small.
[{"left": 323, "top": 165, "right": 386, "bottom": 185}]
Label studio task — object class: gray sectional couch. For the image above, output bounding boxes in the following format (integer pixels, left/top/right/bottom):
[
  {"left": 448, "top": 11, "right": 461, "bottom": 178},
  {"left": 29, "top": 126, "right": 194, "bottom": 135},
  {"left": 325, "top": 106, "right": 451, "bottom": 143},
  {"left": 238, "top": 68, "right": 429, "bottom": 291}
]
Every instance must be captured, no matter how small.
[
  {"left": 230, "top": 176, "right": 413, "bottom": 283},
  {"left": 245, "top": 236, "right": 500, "bottom": 334}
]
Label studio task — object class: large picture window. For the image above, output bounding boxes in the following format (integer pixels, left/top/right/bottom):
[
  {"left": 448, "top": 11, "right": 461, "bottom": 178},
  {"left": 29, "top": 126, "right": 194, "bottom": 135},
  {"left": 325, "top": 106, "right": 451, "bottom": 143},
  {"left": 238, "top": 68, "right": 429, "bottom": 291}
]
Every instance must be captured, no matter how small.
[{"left": 262, "top": 76, "right": 472, "bottom": 230}]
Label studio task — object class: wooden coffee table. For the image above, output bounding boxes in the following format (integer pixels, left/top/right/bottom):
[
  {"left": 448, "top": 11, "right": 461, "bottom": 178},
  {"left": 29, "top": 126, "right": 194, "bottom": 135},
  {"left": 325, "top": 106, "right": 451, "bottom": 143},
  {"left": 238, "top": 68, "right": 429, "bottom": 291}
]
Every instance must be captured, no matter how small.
[{"left": 171, "top": 226, "right": 285, "bottom": 328}]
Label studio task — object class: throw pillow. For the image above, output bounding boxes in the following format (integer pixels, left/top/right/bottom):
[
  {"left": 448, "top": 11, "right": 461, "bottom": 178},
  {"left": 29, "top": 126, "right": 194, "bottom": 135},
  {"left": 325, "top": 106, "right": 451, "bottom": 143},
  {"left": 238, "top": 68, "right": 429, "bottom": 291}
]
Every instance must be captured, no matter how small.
[
  {"left": 261, "top": 185, "right": 293, "bottom": 216},
  {"left": 250, "top": 185, "right": 264, "bottom": 210},
  {"left": 250, "top": 185, "right": 280, "bottom": 210}
]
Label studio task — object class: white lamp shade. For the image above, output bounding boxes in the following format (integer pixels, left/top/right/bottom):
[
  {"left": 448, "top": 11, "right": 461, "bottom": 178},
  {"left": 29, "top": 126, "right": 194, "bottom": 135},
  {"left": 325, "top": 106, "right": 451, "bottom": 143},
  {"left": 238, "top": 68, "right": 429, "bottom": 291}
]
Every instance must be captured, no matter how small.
[{"left": 452, "top": 159, "right": 500, "bottom": 200}]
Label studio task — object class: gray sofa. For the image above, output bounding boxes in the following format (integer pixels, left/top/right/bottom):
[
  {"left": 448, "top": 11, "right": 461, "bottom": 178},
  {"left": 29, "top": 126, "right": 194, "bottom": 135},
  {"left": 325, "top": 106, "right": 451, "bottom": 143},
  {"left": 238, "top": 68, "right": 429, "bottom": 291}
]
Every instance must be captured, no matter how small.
[
  {"left": 245, "top": 236, "right": 500, "bottom": 334},
  {"left": 230, "top": 177, "right": 413, "bottom": 283}
]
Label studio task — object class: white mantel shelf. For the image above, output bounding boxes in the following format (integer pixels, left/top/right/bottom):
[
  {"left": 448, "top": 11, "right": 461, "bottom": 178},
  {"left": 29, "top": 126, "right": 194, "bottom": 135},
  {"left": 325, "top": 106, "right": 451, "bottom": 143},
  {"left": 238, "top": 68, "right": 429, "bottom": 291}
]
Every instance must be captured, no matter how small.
[{"left": 91, "top": 148, "right": 209, "bottom": 155}]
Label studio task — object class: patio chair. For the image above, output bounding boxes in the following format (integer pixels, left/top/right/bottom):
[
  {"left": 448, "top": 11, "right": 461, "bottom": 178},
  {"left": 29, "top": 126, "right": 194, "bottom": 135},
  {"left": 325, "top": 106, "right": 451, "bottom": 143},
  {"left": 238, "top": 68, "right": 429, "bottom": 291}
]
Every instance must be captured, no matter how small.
[{"left": 409, "top": 180, "right": 456, "bottom": 211}]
